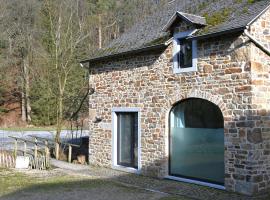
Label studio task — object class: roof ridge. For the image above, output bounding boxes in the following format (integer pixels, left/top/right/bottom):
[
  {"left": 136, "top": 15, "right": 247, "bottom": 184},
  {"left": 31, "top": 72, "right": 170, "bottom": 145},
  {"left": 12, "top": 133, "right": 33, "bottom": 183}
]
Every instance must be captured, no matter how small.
[{"left": 177, "top": 11, "right": 205, "bottom": 19}]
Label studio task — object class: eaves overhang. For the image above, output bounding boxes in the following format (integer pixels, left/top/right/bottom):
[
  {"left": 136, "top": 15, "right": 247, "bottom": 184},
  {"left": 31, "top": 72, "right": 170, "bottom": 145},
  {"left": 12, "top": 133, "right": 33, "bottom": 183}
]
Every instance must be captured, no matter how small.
[
  {"left": 188, "top": 26, "right": 246, "bottom": 40},
  {"left": 80, "top": 43, "right": 168, "bottom": 66}
]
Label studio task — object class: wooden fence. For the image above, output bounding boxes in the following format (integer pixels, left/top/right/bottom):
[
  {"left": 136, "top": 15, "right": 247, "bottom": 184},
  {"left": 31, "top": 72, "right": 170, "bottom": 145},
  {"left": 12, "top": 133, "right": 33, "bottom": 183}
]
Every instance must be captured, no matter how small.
[
  {"left": 7, "top": 135, "right": 80, "bottom": 170},
  {"left": 9, "top": 136, "right": 50, "bottom": 170},
  {"left": 0, "top": 151, "right": 15, "bottom": 168}
]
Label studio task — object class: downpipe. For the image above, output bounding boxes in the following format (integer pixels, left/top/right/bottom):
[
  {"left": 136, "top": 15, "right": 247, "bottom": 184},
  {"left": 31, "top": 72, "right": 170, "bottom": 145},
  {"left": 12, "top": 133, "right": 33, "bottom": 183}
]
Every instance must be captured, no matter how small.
[{"left": 244, "top": 29, "right": 270, "bottom": 56}]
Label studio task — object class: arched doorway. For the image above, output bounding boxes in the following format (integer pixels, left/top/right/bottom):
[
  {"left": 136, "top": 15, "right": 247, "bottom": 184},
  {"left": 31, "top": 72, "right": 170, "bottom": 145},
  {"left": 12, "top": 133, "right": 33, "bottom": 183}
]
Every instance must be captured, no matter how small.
[{"left": 169, "top": 98, "right": 224, "bottom": 185}]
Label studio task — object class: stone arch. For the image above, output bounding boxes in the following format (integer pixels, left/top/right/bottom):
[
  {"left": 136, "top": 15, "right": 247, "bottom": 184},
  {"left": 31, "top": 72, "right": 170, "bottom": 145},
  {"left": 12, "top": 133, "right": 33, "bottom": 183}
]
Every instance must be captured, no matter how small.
[
  {"left": 162, "top": 89, "right": 231, "bottom": 188},
  {"left": 167, "top": 97, "right": 225, "bottom": 186},
  {"left": 166, "top": 89, "right": 227, "bottom": 117}
]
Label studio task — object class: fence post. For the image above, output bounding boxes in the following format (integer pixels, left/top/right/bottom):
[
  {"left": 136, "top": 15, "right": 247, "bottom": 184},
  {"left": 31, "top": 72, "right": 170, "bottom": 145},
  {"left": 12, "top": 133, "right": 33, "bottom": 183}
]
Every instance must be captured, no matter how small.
[
  {"left": 14, "top": 139, "right": 18, "bottom": 159},
  {"left": 68, "top": 145, "right": 72, "bottom": 163},
  {"left": 55, "top": 142, "right": 59, "bottom": 160},
  {"left": 45, "top": 140, "right": 49, "bottom": 167},
  {"left": 24, "top": 141, "right": 27, "bottom": 156},
  {"left": 34, "top": 138, "right": 38, "bottom": 161}
]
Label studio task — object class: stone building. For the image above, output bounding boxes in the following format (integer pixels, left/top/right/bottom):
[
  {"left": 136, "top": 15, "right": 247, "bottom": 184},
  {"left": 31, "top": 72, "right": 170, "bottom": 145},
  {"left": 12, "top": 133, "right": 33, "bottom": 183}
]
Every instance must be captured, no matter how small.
[{"left": 80, "top": 0, "right": 270, "bottom": 196}]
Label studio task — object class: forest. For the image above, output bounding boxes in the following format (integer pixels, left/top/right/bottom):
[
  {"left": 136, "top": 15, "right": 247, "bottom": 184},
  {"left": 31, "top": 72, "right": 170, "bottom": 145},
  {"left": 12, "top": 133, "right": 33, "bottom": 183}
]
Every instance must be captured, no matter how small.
[{"left": 0, "top": 0, "right": 168, "bottom": 131}]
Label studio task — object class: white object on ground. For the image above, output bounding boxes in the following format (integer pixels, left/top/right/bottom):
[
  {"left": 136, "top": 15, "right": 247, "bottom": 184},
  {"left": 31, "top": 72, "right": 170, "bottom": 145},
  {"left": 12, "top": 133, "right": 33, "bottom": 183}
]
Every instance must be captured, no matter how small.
[{"left": 15, "top": 156, "right": 30, "bottom": 169}]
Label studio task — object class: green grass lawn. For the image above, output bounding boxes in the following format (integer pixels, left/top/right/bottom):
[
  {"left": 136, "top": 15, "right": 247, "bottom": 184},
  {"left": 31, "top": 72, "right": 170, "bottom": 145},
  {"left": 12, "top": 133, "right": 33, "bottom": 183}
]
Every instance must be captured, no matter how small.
[
  {"left": 0, "top": 168, "right": 82, "bottom": 196},
  {"left": 0, "top": 168, "right": 32, "bottom": 196},
  {"left": 0, "top": 168, "right": 190, "bottom": 200}
]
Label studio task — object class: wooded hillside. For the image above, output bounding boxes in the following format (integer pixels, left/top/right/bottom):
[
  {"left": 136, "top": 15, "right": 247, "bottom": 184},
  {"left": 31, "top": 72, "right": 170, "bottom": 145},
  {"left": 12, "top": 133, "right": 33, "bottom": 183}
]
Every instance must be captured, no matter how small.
[{"left": 0, "top": 0, "right": 168, "bottom": 128}]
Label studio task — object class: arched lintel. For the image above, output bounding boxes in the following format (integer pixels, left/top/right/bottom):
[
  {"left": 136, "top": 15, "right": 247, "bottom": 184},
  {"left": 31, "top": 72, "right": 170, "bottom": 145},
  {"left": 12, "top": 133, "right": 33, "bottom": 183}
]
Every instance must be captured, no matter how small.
[
  {"left": 162, "top": 89, "right": 228, "bottom": 178},
  {"left": 167, "top": 90, "right": 228, "bottom": 117}
]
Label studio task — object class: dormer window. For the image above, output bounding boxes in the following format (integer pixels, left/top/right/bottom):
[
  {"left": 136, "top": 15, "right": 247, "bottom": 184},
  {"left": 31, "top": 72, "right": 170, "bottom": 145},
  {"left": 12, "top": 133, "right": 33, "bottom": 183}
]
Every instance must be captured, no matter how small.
[
  {"left": 173, "top": 31, "right": 197, "bottom": 73},
  {"left": 178, "top": 39, "right": 192, "bottom": 68},
  {"left": 162, "top": 11, "right": 205, "bottom": 74}
]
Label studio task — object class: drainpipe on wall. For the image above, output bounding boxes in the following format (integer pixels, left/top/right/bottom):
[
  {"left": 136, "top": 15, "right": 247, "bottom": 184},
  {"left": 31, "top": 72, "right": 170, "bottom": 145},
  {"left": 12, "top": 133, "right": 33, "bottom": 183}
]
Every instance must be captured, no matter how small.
[
  {"left": 244, "top": 29, "right": 270, "bottom": 56},
  {"left": 87, "top": 64, "right": 101, "bottom": 124}
]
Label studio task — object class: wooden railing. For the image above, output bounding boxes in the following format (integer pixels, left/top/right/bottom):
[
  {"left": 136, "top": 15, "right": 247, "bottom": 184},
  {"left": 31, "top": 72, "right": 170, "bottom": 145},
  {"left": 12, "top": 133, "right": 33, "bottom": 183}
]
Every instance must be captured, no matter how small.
[
  {"left": 9, "top": 135, "right": 80, "bottom": 165},
  {"left": 9, "top": 136, "right": 50, "bottom": 169},
  {"left": 0, "top": 151, "right": 15, "bottom": 168},
  {"left": 30, "top": 136, "right": 80, "bottom": 163}
]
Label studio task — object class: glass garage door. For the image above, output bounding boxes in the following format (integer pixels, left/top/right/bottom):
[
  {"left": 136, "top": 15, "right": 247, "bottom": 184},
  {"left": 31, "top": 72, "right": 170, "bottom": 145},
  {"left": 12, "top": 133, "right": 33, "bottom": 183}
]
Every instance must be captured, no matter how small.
[{"left": 169, "top": 98, "right": 224, "bottom": 185}]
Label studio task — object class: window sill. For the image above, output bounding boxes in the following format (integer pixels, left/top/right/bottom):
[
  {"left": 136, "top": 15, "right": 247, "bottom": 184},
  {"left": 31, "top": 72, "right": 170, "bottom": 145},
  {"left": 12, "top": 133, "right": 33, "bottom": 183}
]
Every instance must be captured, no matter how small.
[
  {"left": 173, "top": 67, "right": 198, "bottom": 74},
  {"left": 112, "top": 164, "right": 141, "bottom": 174},
  {"left": 165, "top": 175, "right": 225, "bottom": 190}
]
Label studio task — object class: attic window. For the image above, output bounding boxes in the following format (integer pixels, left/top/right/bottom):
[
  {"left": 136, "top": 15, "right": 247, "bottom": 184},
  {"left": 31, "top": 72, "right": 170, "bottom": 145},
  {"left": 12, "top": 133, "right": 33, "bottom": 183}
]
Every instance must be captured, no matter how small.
[
  {"left": 173, "top": 31, "right": 197, "bottom": 73},
  {"left": 178, "top": 39, "right": 192, "bottom": 68}
]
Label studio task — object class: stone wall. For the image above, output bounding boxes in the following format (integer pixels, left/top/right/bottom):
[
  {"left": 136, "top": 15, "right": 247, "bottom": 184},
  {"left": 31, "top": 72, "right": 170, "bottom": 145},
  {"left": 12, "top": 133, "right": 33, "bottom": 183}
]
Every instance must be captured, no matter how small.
[
  {"left": 88, "top": 9, "right": 270, "bottom": 196},
  {"left": 173, "top": 20, "right": 196, "bottom": 33},
  {"left": 247, "top": 7, "right": 270, "bottom": 194}
]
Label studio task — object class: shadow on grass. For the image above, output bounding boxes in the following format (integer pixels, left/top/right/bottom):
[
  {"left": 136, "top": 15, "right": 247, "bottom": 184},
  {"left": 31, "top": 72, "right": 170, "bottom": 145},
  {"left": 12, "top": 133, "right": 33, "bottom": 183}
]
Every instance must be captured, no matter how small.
[
  {"left": 1, "top": 167, "right": 269, "bottom": 200},
  {"left": 0, "top": 172, "right": 177, "bottom": 200}
]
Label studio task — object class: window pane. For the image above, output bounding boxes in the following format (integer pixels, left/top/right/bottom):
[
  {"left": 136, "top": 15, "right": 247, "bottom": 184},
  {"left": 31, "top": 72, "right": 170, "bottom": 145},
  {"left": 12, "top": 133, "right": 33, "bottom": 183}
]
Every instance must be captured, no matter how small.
[
  {"left": 170, "top": 98, "right": 224, "bottom": 185},
  {"left": 118, "top": 114, "right": 132, "bottom": 165},
  {"left": 178, "top": 40, "right": 192, "bottom": 68},
  {"left": 117, "top": 113, "right": 138, "bottom": 168},
  {"left": 134, "top": 114, "right": 138, "bottom": 168}
]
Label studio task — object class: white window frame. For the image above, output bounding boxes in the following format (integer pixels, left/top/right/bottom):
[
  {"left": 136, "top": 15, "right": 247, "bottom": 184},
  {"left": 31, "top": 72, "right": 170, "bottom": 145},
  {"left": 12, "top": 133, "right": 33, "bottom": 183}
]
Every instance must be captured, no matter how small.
[
  {"left": 111, "top": 107, "right": 141, "bottom": 174},
  {"left": 173, "top": 30, "right": 198, "bottom": 74}
]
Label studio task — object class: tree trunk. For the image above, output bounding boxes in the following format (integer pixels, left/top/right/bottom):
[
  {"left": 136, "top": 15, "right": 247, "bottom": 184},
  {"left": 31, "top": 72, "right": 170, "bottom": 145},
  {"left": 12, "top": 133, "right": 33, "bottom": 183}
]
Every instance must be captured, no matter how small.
[
  {"left": 98, "top": 14, "right": 102, "bottom": 49},
  {"left": 56, "top": 94, "right": 63, "bottom": 143},
  {"left": 25, "top": 56, "right": 31, "bottom": 122},
  {"left": 21, "top": 89, "right": 27, "bottom": 122},
  {"left": 21, "top": 58, "right": 27, "bottom": 122},
  {"left": 22, "top": 56, "right": 31, "bottom": 123}
]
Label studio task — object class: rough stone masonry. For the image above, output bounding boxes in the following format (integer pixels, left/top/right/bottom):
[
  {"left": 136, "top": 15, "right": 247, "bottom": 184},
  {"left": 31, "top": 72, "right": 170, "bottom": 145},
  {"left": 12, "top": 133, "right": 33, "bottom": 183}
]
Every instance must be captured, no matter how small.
[{"left": 87, "top": 8, "right": 270, "bottom": 196}]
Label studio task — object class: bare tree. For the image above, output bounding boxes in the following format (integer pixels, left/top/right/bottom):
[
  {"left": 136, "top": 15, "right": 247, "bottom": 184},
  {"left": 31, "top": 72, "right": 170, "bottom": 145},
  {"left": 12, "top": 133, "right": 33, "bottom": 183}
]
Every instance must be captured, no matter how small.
[
  {"left": 42, "top": 0, "right": 90, "bottom": 142},
  {"left": 2, "top": 0, "right": 39, "bottom": 123}
]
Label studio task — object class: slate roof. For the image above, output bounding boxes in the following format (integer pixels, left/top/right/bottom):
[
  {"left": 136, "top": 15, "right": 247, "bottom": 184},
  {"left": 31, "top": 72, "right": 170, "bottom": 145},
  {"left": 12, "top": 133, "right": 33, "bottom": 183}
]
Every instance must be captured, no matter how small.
[{"left": 82, "top": 0, "right": 270, "bottom": 63}]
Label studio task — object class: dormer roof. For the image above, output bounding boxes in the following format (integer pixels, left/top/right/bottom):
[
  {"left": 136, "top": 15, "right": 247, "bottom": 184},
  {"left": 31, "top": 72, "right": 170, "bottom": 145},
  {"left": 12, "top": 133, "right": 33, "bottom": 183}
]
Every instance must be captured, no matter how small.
[{"left": 162, "top": 11, "right": 206, "bottom": 32}]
